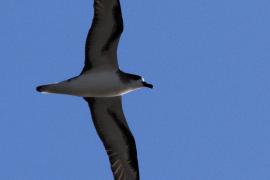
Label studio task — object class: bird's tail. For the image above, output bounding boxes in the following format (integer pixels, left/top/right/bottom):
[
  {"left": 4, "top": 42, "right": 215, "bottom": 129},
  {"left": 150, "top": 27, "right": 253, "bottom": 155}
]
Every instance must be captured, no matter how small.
[{"left": 36, "top": 83, "right": 66, "bottom": 94}]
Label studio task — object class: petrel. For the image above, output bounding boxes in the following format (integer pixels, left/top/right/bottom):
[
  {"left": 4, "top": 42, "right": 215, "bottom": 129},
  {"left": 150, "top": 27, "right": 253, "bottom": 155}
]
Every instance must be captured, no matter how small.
[{"left": 36, "top": 0, "right": 152, "bottom": 179}]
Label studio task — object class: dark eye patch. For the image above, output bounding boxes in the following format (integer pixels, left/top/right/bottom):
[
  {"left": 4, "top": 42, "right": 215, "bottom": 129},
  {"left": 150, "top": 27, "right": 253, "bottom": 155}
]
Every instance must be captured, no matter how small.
[
  {"left": 125, "top": 73, "right": 141, "bottom": 80},
  {"left": 117, "top": 70, "right": 141, "bottom": 84}
]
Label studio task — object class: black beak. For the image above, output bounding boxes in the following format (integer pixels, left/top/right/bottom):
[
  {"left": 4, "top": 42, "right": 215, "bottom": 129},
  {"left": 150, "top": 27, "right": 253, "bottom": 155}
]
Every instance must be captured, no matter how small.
[{"left": 142, "top": 82, "right": 153, "bottom": 89}]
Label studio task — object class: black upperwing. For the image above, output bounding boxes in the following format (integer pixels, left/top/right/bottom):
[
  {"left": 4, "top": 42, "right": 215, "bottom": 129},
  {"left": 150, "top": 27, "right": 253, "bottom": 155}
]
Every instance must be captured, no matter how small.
[
  {"left": 82, "top": 0, "right": 124, "bottom": 72},
  {"left": 84, "top": 97, "right": 140, "bottom": 180}
]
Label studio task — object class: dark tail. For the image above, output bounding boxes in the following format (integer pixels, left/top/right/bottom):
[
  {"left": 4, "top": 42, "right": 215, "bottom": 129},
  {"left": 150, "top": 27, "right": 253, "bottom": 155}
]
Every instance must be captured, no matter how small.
[
  {"left": 36, "top": 82, "right": 70, "bottom": 95},
  {"left": 36, "top": 85, "right": 50, "bottom": 93}
]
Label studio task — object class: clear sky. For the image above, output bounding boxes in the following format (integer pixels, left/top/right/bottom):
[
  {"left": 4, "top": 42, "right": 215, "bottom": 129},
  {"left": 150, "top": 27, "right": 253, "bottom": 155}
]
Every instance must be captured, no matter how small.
[{"left": 1, "top": 0, "right": 270, "bottom": 179}]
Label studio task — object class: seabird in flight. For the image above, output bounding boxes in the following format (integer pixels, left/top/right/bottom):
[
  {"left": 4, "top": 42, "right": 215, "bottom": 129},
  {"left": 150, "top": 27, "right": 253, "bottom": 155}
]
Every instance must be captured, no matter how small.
[{"left": 36, "top": 0, "right": 152, "bottom": 179}]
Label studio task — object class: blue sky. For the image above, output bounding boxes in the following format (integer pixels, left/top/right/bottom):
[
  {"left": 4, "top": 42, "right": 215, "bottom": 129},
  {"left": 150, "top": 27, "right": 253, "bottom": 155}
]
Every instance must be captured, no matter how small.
[{"left": 1, "top": 0, "right": 270, "bottom": 179}]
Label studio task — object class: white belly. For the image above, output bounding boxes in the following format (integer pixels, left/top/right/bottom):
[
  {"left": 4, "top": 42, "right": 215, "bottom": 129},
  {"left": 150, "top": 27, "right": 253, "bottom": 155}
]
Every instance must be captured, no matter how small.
[{"left": 54, "top": 71, "right": 130, "bottom": 97}]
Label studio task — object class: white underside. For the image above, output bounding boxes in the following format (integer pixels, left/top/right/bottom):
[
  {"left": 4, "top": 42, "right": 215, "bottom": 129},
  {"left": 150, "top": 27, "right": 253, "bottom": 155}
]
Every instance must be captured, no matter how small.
[{"left": 43, "top": 71, "right": 140, "bottom": 97}]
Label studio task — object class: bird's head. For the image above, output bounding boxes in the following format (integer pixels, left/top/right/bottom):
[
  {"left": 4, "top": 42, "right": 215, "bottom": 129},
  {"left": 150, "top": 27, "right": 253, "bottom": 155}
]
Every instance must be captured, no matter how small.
[
  {"left": 120, "top": 71, "right": 153, "bottom": 89},
  {"left": 129, "top": 74, "right": 153, "bottom": 89}
]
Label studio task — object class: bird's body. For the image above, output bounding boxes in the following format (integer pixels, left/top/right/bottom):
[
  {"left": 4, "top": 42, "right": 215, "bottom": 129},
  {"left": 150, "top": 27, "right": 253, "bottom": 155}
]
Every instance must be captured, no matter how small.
[
  {"left": 36, "top": 0, "right": 152, "bottom": 179},
  {"left": 38, "top": 69, "right": 144, "bottom": 97}
]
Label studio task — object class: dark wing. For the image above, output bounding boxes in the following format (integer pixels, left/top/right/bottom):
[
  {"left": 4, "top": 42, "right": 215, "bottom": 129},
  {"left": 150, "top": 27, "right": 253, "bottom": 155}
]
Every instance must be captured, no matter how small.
[
  {"left": 84, "top": 97, "right": 140, "bottom": 180},
  {"left": 82, "top": 0, "right": 124, "bottom": 72}
]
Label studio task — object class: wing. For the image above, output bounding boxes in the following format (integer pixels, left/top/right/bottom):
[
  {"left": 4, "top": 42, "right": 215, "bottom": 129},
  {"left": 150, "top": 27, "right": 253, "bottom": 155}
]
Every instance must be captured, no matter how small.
[
  {"left": 84, "top": 97, "right": 140, "bottom": 180},
  {"left": 82, "top": 0, "right": 124, "bottom": 72}
]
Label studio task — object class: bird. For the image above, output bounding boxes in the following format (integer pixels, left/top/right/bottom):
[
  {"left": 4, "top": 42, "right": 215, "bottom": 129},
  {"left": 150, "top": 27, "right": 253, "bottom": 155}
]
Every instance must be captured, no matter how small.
[{"left": 36, "top": 0, "right": 152, "bottom": 179}]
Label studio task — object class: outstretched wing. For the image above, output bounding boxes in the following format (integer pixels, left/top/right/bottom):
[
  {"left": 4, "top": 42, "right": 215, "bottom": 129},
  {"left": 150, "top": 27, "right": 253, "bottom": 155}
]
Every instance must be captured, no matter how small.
[
  {"left": 84, "top": 97, "right": 140, "bottom": 180},
  {"left": 82, "top": 0, "right": 124, "bottom": 72}
]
